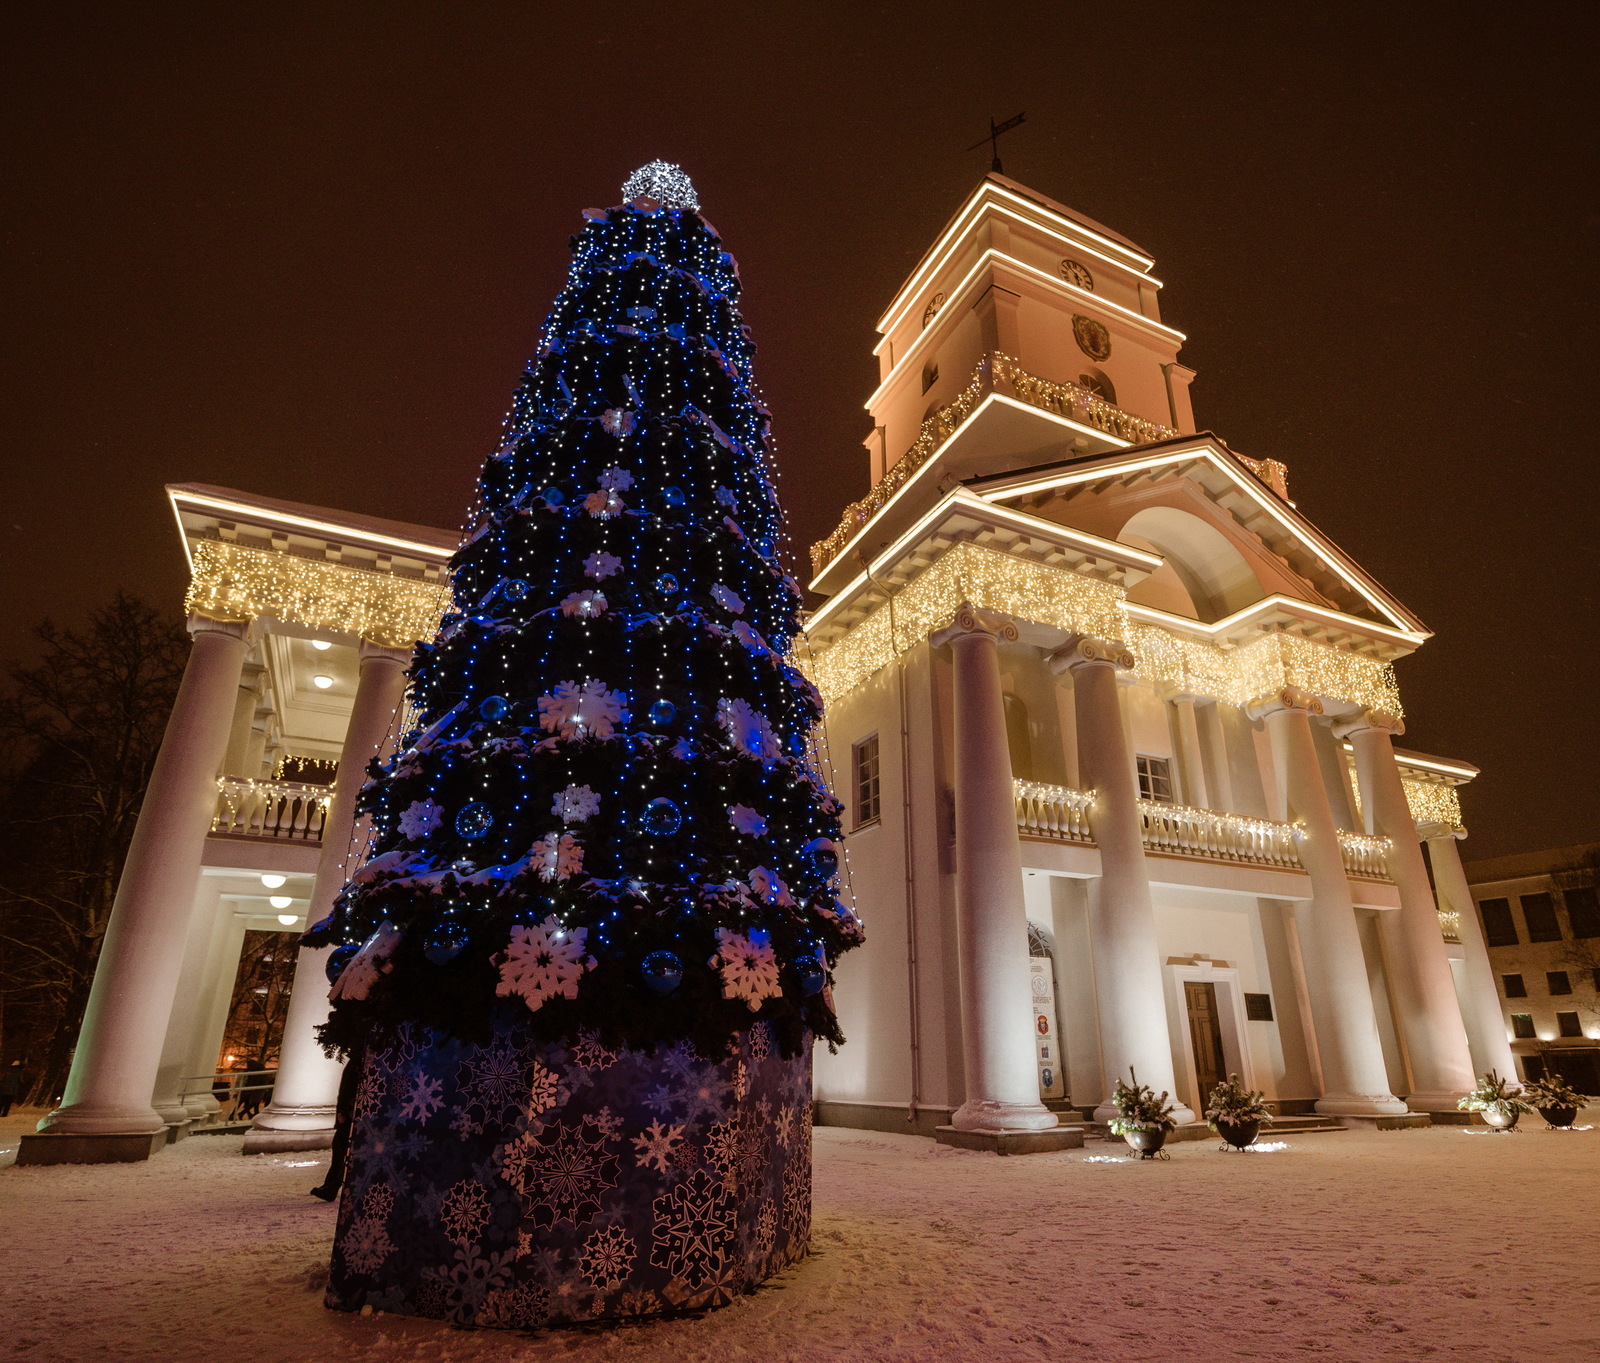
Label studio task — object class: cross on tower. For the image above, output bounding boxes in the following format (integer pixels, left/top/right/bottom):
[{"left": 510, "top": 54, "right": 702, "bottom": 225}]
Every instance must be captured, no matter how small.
[{"left": 966, "top": 112, "right": 1026, "bottom": 174}]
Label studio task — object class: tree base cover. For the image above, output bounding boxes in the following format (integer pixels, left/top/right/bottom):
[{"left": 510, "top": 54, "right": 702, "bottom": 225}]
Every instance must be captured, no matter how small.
[{"left": 326, "top": 1009, "right": 811, "bottom": 1328}]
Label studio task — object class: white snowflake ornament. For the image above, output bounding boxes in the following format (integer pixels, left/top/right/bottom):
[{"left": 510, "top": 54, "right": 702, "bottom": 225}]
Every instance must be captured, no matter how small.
[
  {"left": 710, "top": 583, "right": 745, "bottom": 615},
  {"left": 553, "top": 784, "right": 600, "bottom": 824},
  {"left": 330, "top": 922, "right": 403, "bottom": 1002},
  {"left": 597, "top": 466, "right": 634, "bottom": 491},
  {"left": 716, "top": 696, "right": 780, "bottom": 762},
  {"left": 397, "top": 799, "right": 444, "bottom": 842},
  {"left": 538, "top": 679, "right": 629, "bottom": 741},
  {"left": 530, "top": 831, "right": 584, "bottom": 881},
  {"left": 496, "top": 916, "right": 595, "bottom": 1012},
  {"left": 584, "top": 489, "right": 624, "bottom": 519},
  {"left": 748, "top": 866, "right": 795, "bottom": 907},
  {"left": 708, "top": 928, "right": 782, "bottom": 1012},
  {"left": 584, "top": 550, "right": 623, "bottom": 580},
  {"left": 560, "top": 590, "right": 608, "bottom": 618},
  {"left": 600, "top": 409, "right": 636, "bottom": 437}
]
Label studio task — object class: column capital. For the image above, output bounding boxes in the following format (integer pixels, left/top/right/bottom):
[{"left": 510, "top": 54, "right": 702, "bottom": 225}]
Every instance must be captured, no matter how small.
[
  {"left": 1244, "top": 685, "right": 1323, "bottom": 721},
  {"left": 1332, "top": 707, "right": 1405, "bottom": 739},
  {"left": 358, "top": 639, "right": 414, "bottom": 666},
  {"left": 1417, "top": 820, "right": 1466, "bottom": 842},
  {"left": 186, "top": 612, "right": 255, "bottom": 643},
  {"left": 1047, "top": 633, "right": 1134, "bottom": 676},
  {"left": 929, "top": 601, "right": 1018, "bottom": 649}
]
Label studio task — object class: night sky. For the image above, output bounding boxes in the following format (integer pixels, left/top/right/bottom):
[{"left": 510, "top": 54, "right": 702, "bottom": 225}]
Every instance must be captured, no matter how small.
[{"left": 4, "top": 4, "right": 1595, "bottom": 860}]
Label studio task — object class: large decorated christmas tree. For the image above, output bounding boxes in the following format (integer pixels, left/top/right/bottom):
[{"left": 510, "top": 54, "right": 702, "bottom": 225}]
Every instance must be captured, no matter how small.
[{"left": 311, "top": 162, "right": 862, "bottom": 1327}]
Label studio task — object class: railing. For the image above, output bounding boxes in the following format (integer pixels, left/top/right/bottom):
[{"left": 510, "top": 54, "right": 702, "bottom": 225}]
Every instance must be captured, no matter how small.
[
  {"left": 1337, "top": 831, "right": 1392, "bottom": 880},
  {"left": 1015, "top": 780, "right": 1095, "bottom": 843},
  {"left": 178, "top": 1068, "right": 278, "bottom": 1126},
  {"left": 1137, "top": 799, "right": 1301, "bottom": 868},
  {"left": 810, "top": 352, "right": 1178, "bottom": 578},
  {"left": 212, "top": 777, "right": 330, "bottom": 841},
  {"left": 1014, "top": 779, "right": 1393, "bottom": 882}
]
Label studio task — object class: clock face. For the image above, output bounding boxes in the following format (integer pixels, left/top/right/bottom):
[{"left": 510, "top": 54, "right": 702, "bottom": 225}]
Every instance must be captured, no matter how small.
[
  {"left": 1059, "top": 258, "right": 1094, "bottom": 290},
  {"left": 1072, "top": 314, "right": 1112, "bottom": 361},
  {"left": 922, "top": 292, "right": 946, "bottom": 328}
]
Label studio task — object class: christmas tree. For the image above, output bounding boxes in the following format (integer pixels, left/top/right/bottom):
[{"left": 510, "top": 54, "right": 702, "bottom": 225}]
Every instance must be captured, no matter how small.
[{"left": 314, "top": 162, "right": 862, "bottom": 1327}]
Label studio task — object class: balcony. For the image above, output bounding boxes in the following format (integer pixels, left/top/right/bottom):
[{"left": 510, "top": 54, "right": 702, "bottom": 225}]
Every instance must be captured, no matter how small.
[
  {"left": 1013, "top": 779, "right": 1393, "bottom": 881},
  {"left": 212, "top": 777, "right": 330, "bottom": 842}
]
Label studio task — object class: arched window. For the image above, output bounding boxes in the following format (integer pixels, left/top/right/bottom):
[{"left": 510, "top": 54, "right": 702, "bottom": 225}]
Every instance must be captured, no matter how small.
[
  {"left": 922, "top": 358, "right": 940, "bottom": 394},
  {"left": 1078, "top": 367, "right": 1116, "bottom": 405},
  {"left": 1002, "top": 691, "right": 1033, "bottom": 781}
]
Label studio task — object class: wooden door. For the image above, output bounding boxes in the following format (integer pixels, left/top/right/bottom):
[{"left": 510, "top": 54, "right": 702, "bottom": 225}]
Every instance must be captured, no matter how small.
[{"left": 1184, "top": 981, "right": 1228, "bottom": 1113}]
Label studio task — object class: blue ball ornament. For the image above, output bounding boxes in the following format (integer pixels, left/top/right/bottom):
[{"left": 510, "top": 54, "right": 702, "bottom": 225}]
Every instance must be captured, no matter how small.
[
  {"left": 640, "top": 950, "right": 684, "bottom": 996},
  {"left": 640, "top": 798, "right": 682, "bottom": 836},
  {"left": 793, "top": 955, "right": 827, "bottom": 996},
  {"left": 503, "top": 578, "right": 529, "bottom": 601},
  {"left": 654, "top": 572, "right": 679, "bottom": 596},
  {"left": 648, "top": 699, "right": 676, "bottom": 728},
  {"left": 456, "top": 802, "right": 494, "bottom": 840},
  {"left": 324, "top": 943, "right": 360, "bottom": 984},
  {"left": 540, "top": 487, "right": 564, "bottom": 507},
  {"left": 423, "top": 916, "right": 470, "bottom": 965},
  {"left": 661, "top": 486, "right": 685, "bottom": 507},
  {"left": 479, "top": 694, "right": 510, "bottom": 721}
]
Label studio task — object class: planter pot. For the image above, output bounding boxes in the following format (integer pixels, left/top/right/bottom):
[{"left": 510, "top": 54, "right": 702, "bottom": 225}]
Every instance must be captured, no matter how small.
[
  {"left": 1538, "top": 1105, "right": 1578, "bottom": 1129},
  {"left": 1479, "top": 1106, "right": 1520, "bottom": 1132},
  {"left": 326, "top": 1012, "right": 812, "bottom": 1328},
  {"left": 1121, "top": 1127, "right": 1169, "bottom": 1159},
  {"left": 1214, "top": 1118, "right": 1260, "bottom": 1150}
]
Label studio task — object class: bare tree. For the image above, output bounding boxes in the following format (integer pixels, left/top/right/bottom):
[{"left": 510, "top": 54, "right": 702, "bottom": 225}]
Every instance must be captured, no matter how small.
[{"left": 0, "top": 593, "right": 189, "bottom": 1103}]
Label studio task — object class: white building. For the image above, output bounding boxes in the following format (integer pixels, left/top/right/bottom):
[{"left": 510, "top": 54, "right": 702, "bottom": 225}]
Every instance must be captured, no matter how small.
[
  {"left": 804, "top": 175, "right": 1513, "bottom": 1150},
  {"left": 1464, "top": 844, "right": 1600, "bottom": 1094},
  {"left": 20, "top": 486, "right": 454, "bottom": 1163},
  {"left": 21, "top": 174, "right": 1519, "bottom": 1164}
]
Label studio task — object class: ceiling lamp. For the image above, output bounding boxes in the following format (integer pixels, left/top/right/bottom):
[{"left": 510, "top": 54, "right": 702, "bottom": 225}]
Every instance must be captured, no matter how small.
[
  {"left": 311, "top": 639, "right": 333, "bottom": 651},
  {"left": 312, "top": 675, "right": 334, "bottom": 689},
  {"left": 277, "top": 914, "right": 300, "bottom": 926},
  {"left": 269, "top": 895, "right": 294, "bottom": 910},
  {"left": 260, "top": 873, "right": 287, "bottom": 889}
]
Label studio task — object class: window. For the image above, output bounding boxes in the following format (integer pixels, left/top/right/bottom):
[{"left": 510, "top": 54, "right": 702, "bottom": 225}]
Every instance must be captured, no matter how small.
[
  {"left": 921, "top": 359, "right": 939, "bottom": 394},
  {"left": 1511, "top": 1014, "right": 1536, "bottom": 1039},
  {"left": 1244, "top": 993, "right": 1274, "bottom": 1021},
  {"left": 1136, "top": 754, "right": 1174, "bottom": 803},
  {"left": 853, "top": 734, "right": 881, "bottom": 828},
  {"left": 1565, "top": 886, "right": 1600, "bottom": 938},
  {"left": 1078, "top": 367, "right": 1116, "bottom": 404},
  {"left": 1479, "top": 898, "right": 1518, "bottom": 947},
  {"left": 1547, "top": 971, "right": 1572, "bottom": 995},
  {"left": 1557, "top": 1011, "right": 1583, "bottom": 1038},
  {"left": 1521, "top": 1054, "right": 1547, "bottom": 1082},
  {"left": 1522, "top": 892, "right": 1562, "bottom": 942},
  {"left": 1502, "top": 974, "right": 1527, "bottom": 998}
]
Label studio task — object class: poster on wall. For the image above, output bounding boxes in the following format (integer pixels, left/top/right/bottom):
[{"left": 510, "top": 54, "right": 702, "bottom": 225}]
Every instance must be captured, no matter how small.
[{"left": 1029, "top": 955, "right": 1067, "bottom": 1101}]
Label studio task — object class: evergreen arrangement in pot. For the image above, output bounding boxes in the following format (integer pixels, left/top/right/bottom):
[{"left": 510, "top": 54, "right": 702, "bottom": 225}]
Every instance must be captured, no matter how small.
[
  {"left": 1520, "top": 1072, "right": 1592, "bottom": 1129},
  {"left": 1456, "top": 1070, "right": 1533, "bottom": 1132},
  {"left": 1203, "top": 1074, "right": 1275, "bottom": 1150},
  {"left": 1108, "top": 1069, "right": 1178, "bottom": 1159}
]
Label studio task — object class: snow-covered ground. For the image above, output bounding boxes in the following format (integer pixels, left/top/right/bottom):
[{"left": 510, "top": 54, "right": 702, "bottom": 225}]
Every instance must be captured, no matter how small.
[{"left": 2, "top": 1119, "right": 1597, "bottom": 1362}]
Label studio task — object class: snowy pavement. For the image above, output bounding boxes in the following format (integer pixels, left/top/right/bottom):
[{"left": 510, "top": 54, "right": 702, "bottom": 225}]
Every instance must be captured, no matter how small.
[{"left": 1, "top": 1120, "right": 1597, "bottom": 1362}]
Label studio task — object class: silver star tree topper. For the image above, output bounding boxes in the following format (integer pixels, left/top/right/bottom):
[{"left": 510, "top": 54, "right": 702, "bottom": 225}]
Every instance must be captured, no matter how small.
[{"left": 622, "top": 160, "right": 699, "bottom": 210}]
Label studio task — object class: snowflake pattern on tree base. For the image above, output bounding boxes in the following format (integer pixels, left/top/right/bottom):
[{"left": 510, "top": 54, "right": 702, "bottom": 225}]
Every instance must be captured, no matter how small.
[{"left": 326, "top": 1011, "right": 812, "bottom": 1328}]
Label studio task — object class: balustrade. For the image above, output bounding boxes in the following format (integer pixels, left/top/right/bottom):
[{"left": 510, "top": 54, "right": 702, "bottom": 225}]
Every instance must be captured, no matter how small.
[
  {"left": 1013, "top": 779, "right": 1395, "bottom": 882},
  {"left": 1336, "top": 830, "right": 1392, "bottom": 880},
  {"left": 212, "top": 777, "right": 330, "bottom": 842},
  {"left": 1137, "top": 799, "right": 1301, "bottom": 868}
]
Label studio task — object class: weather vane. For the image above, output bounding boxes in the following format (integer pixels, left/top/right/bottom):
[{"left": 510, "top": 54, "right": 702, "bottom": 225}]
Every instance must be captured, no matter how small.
[{"left": 966, "top": 112, "right": 1025, "bottom": 174}]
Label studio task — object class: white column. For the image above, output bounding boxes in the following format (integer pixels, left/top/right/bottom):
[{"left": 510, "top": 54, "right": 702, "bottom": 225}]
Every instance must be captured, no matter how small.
[
  {"left": 244, "top": 640, "right": 410, "bottom": 1152},
  {"left": 1426, "top": 827, "right": 1517, "bottom": 1082},
  {"left": 38, "top": 615, "right": 253, "bottom": 1139},
  {"left": 1341, "top": 712, "right": 1475, "bottom": 1110},
  {"left": 151, "top": 879, "right": 229, "bottom": 1124},
  {"left": 930, "top": 606, "right": 1056, "bottom": 1134},
  {"left": 1051, "top": 636, "right": 1196, "bottom": 1125},
  {"left": 1250, "top": 689, "right": 1407, "bottom": 1117},
  {"left": 1168, "top": 692, "right": 1211, "bottom": 809}
]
